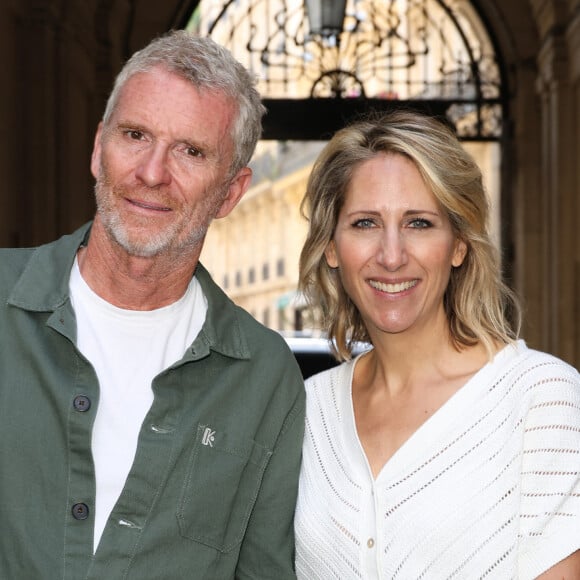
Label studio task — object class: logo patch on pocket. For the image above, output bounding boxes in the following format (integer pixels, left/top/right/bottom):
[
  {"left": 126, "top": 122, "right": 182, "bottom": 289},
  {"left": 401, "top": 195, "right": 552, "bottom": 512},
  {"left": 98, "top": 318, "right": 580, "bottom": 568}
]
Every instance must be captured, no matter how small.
[{"left": 201, "top": 427, "right": 215, "bottom": 447}]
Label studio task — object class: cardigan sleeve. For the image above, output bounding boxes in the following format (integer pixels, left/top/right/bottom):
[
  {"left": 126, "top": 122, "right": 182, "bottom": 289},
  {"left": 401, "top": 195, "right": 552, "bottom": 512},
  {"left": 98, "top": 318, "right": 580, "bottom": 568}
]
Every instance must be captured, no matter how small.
[{"left": 517, "top": 354, "right": 580, "bottom": 580}]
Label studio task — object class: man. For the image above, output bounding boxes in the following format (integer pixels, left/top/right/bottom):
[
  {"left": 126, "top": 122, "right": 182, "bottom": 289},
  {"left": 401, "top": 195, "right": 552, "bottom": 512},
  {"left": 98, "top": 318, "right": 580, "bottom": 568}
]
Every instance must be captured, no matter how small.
[{"left": 0, "top": 30, "right": 305, "bottom": 579}]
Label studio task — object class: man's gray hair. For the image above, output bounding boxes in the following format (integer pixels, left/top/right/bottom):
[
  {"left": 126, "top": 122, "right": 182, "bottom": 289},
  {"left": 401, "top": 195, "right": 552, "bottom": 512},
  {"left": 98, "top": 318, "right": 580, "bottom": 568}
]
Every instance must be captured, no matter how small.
[{"left": 102, "top": 30, "right": 266, "bottom": 176}]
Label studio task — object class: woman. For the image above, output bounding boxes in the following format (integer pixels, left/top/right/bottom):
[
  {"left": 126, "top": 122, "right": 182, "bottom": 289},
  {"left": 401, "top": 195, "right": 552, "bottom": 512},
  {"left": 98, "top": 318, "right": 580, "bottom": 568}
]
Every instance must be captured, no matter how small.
[{"left": 295, "top": 110, "right": 580, "bottom": 579}]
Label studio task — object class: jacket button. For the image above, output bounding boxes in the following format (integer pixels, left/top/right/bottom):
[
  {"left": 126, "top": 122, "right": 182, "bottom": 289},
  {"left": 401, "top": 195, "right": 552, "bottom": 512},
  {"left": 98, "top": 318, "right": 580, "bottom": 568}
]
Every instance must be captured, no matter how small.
[
  {"left": 71, "top": 503, "right": 89, "bottom": 520},
  {"left": 73, "top": 395, "right": 91, "bottom": 412}
]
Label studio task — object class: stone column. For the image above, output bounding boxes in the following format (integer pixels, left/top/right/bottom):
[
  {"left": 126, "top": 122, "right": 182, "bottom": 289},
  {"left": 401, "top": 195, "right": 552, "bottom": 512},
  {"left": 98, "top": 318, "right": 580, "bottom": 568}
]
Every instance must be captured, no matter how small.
[
  {"left": 505, "top": 62, "right": 544, "bottom": 351},
  {"left": 533, "top": 0, "right": 578, "bottom": 364},
  {"left": 566, "top": 4, "right": 580, "bottom": 365},
  {"left": 6, "top": 0, "right": 100, "bottom": 246}
]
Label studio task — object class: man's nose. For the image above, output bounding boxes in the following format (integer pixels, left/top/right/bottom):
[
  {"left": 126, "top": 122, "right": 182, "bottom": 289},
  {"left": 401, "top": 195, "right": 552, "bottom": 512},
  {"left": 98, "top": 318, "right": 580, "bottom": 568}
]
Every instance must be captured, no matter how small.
[{"left": 134, "top": 144, "right": 171, "bottom": 187}]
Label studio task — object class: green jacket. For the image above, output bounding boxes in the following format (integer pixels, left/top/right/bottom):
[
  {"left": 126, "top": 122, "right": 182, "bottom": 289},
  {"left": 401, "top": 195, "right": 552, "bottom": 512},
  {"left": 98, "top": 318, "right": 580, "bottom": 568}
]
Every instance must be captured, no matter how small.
[{"left": 0, "top": 223, "right": 305, "bottom": 579}]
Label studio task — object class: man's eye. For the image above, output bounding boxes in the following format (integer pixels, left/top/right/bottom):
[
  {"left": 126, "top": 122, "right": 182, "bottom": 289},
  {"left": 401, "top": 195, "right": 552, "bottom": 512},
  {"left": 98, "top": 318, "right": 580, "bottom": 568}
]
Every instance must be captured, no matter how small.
[
  {"left": 126, "top": 130, "right": 144, "bottom": 140},
  {"left": 186, "top": 147, "right": 203, "bottom": 158}
]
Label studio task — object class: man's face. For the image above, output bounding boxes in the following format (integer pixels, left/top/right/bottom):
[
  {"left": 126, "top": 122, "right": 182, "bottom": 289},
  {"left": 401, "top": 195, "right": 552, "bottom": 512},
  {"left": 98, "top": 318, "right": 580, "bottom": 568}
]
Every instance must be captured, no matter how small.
[{"left": 90, "top": 66, "right": 251, "bottom": 259}]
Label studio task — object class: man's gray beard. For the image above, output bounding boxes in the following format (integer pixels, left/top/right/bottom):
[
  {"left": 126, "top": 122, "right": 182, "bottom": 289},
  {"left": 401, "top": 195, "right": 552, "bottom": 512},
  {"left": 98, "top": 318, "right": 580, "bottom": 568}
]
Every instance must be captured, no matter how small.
[
  {"left": 98, "top": 206, "right": 209, "bottom": 258},
  {"left": 94, "top": 179, "right": 214, "bottom": 259}
]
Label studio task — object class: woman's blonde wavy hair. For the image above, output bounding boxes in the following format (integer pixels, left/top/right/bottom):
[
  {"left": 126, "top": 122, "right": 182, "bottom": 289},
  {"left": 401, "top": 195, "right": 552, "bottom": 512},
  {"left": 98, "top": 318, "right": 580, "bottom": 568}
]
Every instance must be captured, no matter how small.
[{"left": 299, "top": 110, "right": 521, "bottom": 361}]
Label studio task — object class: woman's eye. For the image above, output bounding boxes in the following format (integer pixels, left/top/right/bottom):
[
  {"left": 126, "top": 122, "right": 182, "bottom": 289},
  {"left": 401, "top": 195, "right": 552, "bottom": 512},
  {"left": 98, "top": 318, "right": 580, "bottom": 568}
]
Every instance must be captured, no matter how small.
[
  {"left": 409, "top": 218, "right": 432, "bottom": 229},
  {"left": 353, "top": 218, "right": 375, "bottom": 229}
]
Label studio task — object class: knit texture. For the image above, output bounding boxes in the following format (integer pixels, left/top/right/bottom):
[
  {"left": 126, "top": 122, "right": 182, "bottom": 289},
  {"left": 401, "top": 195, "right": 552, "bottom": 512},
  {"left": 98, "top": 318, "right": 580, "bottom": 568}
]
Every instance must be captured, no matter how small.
[{"left": 295, "top": 341, "right": 580, "bottom": 579}]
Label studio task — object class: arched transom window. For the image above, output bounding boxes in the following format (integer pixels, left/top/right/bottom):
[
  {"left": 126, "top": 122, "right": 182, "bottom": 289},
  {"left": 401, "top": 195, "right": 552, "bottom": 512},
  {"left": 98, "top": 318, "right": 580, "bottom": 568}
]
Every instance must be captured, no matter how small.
[{"left": 188, "top": 0, "right": 505, "bottom": 141}]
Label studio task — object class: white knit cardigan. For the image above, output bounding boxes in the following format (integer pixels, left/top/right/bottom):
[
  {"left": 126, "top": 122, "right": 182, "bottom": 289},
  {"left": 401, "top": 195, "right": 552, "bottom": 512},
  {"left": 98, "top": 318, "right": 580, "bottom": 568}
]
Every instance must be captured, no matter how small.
[{"left": 295, "top": 341, "right": 580, "bottom": 579}]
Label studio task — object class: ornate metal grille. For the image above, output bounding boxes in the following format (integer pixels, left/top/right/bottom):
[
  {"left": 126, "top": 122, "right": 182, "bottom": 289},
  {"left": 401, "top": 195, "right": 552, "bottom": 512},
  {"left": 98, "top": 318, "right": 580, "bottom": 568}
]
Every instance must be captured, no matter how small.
[{"left": 188, "top": 0, "right": 504, "bottom": 140}]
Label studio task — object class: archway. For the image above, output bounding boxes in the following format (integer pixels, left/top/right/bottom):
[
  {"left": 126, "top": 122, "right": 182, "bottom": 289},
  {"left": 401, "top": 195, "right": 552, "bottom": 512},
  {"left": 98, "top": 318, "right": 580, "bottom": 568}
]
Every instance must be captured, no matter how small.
[
  {"left": 187, "top": 0, "right": 507, "bottom": 142},
  {"left": 187, "top": 0, "right": 510, "bottom": 334}
]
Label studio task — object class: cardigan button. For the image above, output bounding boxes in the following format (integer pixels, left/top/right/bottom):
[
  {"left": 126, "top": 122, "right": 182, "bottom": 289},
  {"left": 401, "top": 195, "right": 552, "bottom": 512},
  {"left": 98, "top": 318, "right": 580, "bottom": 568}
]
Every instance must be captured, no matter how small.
[
  {"left": 73, "top": 395, "right": 91, "bottom": 412},
  {"left": 367, "top": 538, "right": 375, "bottom": 548}
]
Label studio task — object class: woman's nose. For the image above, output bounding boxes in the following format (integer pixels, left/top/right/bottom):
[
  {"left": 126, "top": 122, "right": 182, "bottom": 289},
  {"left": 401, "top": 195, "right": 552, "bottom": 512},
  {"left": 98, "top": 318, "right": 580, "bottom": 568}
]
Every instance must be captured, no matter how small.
[{"left": 376, "top": 229, "right": 408, "bottom": 271}]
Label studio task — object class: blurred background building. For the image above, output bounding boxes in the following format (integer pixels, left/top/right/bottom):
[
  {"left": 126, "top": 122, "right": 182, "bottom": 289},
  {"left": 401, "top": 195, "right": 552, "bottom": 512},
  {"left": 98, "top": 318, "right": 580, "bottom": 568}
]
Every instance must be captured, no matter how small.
[{"left": 0, "top": 0, "right": 578, "bottom": 367}]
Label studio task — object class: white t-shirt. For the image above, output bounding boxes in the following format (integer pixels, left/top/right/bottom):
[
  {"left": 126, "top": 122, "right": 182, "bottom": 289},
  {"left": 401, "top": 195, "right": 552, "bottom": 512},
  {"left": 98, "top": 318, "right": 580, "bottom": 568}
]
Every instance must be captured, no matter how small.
[
  {"left": 295, "top": 341, "right": 580, "bottom": 579},
  {"left": 69, "top": 259, "right": 207, "bottom": 551}
]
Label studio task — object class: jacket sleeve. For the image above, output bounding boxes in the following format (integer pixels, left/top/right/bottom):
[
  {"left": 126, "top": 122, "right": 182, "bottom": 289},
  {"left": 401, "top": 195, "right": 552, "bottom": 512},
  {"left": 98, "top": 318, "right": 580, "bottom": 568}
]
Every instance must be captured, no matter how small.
[{"left": 235, "top": 381, "right": 305, "bottom": 579}]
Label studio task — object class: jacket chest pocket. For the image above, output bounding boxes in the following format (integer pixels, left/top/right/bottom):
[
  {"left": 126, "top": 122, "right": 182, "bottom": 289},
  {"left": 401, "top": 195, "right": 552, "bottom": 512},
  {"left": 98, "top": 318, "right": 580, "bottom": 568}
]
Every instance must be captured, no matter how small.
[{"left": 177, "top": 424, "right": 272, "bottom": 552}]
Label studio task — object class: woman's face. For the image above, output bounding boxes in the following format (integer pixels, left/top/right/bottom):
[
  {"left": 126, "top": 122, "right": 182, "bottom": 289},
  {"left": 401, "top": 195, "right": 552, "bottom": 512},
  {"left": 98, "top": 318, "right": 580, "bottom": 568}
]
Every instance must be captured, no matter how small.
[{"left": 325, "top": 152, "right": 466, "bottom": 340}]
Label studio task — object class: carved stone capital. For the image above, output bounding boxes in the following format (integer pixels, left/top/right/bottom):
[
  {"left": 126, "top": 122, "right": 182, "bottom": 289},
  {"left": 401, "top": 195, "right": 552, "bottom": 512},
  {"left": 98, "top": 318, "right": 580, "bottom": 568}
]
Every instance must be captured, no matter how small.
[
  {"left": 536, "top": 29, "right": 569, "bottom": 88},
  {"left": 567, "top": 7, "right": 580, "bottom": 79},
  {"left": 529, "top": 0, "right": 568, "bottom": 39}
]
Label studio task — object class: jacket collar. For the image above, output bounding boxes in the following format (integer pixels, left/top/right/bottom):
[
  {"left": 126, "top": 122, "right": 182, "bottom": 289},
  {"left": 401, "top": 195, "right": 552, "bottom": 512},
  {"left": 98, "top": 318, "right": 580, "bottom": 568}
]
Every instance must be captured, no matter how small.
[
  {"left": 8, "top": 221, "right": 250, "bottom": 361},
  {"left": 8, "top": 223, "right": 91, "bottom": 312}
]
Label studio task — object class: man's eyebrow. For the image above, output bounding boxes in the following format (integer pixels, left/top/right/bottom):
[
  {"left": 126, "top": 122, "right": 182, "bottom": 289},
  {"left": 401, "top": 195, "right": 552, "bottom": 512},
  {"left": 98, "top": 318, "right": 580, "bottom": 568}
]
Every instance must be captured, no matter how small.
[{"left": 113, "top": 120, "right": 147, "bottom": 131}]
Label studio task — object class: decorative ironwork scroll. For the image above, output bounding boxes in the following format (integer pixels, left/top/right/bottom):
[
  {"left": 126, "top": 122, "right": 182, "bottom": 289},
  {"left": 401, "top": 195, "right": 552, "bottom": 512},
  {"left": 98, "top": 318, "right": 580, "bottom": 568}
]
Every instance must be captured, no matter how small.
[{"left": 188, "top": 0, "right": 505, "bottom": 140}]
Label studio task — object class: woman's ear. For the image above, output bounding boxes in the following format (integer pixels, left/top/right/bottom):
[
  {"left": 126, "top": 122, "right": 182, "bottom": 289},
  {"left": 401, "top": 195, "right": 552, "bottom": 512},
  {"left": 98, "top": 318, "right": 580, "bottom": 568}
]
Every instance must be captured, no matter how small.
[
  {"left": 324, "top": 240, "right": 338, "bottom": 268},
  {"left": 452, "top": 238, "right": 468, "bottom": 268}
]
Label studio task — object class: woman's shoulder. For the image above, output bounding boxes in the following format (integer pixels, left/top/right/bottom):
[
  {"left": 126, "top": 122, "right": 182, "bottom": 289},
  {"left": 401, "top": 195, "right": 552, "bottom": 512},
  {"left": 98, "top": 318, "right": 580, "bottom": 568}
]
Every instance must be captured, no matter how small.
[
  {"left": 303, "top": 356, "right": 363, "bottom": 420},
  {"left": 304, "top": 358, "right": 355, "bottom": 391},
  {"left": 496, "top": 340, "right": 580, "bottom": 402},
  {"left": 507, "top": 340, "right": 579, "bottom": 376}
]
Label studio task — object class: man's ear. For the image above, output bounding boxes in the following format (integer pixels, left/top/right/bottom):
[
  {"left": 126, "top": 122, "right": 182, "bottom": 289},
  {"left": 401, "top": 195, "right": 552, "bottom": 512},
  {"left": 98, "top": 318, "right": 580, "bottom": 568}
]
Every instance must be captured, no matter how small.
[
  {"left": 215, "top": 167, "right": 253, "bottom": 219},
  {"left": 90, "top": 122, "right": 104, "bottom": 179}
]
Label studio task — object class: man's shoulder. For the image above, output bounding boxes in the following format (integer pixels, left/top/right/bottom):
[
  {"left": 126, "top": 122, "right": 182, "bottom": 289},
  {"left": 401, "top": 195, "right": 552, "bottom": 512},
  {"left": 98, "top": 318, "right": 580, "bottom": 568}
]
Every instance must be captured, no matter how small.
[
  {"left": 0, "top": 245, "right": 37, "bottom": 261},
  {"left": 232, "top": 304, "right": 297, "bottom": 359},
  {"left": 0, "top": 223, "right": 90, "bottom": 305},
  {"left": 196, "top": 264, "right": 298, "bottom": 361},
  {"left": 0, "top": 246, "right": 37, "bottom": 290},
  {"left": 0, "top": 224, "right": 89, "bottom": 270}
]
